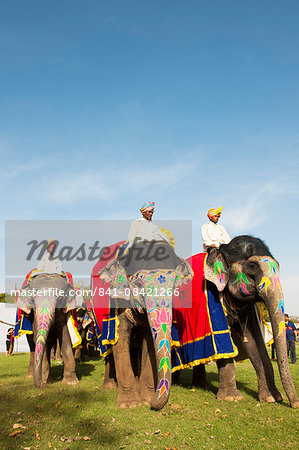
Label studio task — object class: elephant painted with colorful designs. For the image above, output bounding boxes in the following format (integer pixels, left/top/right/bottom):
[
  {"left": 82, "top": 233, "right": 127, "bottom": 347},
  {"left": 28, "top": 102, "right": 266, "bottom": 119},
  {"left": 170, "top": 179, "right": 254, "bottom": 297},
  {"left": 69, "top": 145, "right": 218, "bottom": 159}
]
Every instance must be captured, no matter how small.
[
  {"left": 17, "top": 274, "right": 79, "bottom": 387},
  {"left": 93, "top": 240, "right": 193, "bottom": 410},
  {"left": 173, "top": 235, "right": 299, "bottom": 408}
]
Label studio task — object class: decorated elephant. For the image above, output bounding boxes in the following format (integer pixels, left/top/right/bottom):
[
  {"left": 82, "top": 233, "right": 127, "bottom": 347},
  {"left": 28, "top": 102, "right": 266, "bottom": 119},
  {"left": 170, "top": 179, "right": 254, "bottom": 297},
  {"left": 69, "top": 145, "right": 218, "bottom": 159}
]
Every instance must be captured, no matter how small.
[
  {"left": 73, "top": 307, "right": 96, "bottom": 363},
  {"left": 172, "top": 235, "right": 299, "bottom": 408},
  {"left": 92, "top": 240, "right": 193, "bottom": 410},
  {"left": 16, "top": 273, "right": 80, "bottom": 387}
]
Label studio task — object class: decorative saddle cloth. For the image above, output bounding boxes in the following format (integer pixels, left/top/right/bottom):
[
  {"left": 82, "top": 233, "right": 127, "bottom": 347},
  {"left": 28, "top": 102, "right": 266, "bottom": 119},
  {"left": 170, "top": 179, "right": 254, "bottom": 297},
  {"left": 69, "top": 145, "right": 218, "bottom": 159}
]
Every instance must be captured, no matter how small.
[{"left": 172, "top": 253, "right": 238, "bottom": 371}]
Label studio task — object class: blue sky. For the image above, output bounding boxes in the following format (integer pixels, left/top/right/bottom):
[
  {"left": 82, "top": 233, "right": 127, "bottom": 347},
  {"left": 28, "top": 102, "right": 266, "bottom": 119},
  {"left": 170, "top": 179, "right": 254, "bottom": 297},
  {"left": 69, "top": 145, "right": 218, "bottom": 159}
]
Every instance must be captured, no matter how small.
[{"left": 1, "top": 1, "right": 299, "bottom": 314}]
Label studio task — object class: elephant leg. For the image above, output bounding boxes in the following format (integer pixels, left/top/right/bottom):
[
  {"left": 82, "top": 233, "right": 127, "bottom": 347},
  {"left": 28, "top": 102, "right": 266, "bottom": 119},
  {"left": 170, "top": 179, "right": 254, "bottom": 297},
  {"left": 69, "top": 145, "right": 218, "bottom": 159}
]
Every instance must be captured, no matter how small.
[
  {"left": 241, "top": 314, "right": 283, "bottom": 403},
  {"left": 26, "top": 334, "right": 35, "bottom": 378},
  {"left": 74, "top": 347, "right": 82, "bottom": 364},
  {"left": 60, "top": 320, "right": 78, "bottom": 385},
  {"left": 216, "top": 358, "right": 243, "bottom": 401},
  {"left": 55, "top": 338, "right": 62, "bottom": 361},
  {"left": 113, "top": 318, "right": 141, "bottom": 408},
  {"left": 192, "top": 364, "right": 210, "bottom": 389},
  {"left": 139, "top": 334, "right": 155, "bottom": 405},
  {"left": 172, "top": 370, "right": 181, "bottom": 385},
  {"left": 102, "top": 353, "right": 117, "bottom": 390}
]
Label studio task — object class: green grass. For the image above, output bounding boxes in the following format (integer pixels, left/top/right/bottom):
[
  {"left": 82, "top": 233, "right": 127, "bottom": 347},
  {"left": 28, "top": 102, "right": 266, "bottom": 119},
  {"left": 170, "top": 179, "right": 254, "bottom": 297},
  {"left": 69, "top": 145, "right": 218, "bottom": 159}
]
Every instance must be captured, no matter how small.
[{"left": 0, "top": 348, "right": 298, "bottom": 449}]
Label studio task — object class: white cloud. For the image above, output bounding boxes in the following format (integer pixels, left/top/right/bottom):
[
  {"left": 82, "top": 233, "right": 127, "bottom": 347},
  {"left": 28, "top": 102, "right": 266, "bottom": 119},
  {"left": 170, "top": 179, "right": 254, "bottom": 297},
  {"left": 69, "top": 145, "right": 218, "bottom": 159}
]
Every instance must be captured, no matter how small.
[
  {"left": 47, "top": 161, "right": 195, "bottom": 203},
  {"left": 3, "top": 161, "right": 44, "bottom": 179},
  {"left": 224, "top": 182, "right": 293, "bottom": 233}
]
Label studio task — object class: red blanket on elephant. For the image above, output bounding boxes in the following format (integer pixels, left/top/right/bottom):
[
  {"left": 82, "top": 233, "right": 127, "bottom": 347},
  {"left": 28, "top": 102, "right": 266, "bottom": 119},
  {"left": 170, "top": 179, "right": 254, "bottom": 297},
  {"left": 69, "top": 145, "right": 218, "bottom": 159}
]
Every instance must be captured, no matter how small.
[
  {"left": 172, "top": 253, "right": 238, "bottom": 371},
  {"left": 91, "top": 241, "right": 126, "bottom": 356}
]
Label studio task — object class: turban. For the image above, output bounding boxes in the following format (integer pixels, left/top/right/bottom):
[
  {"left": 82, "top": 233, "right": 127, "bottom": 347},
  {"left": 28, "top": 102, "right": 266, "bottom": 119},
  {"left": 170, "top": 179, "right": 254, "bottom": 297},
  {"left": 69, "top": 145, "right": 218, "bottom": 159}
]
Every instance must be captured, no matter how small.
[
  {"left": 47, "top": 238, "right": 56, "bottom": 247},
  {"left": 207, "top": 206, "right": 222, "bottom": 219},
  {"left": 140, "top": 201, "right": 155, "bottom": 213}
]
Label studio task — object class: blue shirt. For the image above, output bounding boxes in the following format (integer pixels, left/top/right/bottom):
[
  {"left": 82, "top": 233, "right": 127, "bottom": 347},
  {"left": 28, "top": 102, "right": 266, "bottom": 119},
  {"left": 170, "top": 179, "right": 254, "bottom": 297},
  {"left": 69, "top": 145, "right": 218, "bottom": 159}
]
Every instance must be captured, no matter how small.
[{"left": 285, "top": 320, "right": 297, "bottom": 341}]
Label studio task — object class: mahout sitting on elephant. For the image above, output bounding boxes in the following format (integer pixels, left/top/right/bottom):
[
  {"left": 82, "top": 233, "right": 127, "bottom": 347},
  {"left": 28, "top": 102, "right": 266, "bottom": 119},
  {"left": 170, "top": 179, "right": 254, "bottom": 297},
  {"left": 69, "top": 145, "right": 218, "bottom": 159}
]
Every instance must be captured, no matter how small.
[
  {"left": 16, "top": 273, "right": 80, "bottom": 387},
  {"left": 172, "top": 235, "right": 299, "bottom": 408}
]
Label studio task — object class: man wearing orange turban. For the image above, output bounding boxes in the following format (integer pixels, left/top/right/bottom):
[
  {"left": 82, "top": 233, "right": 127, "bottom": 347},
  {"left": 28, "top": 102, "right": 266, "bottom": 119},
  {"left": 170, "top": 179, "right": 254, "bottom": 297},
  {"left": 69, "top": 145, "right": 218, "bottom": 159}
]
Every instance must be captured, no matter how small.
[{"left": 201, "top": 206, "right": 231, "bottom": 252}]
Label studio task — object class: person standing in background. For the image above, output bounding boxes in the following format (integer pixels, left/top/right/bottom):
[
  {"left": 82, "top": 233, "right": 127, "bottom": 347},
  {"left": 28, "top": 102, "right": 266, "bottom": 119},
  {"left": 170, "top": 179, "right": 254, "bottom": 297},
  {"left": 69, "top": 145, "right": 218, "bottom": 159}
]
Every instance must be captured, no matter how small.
[
  {"left": 284, "top": 313, "right": 298, "bottom": 363},
  {"left": 6, "top": 327, "right": 15, "bottom": 356}
]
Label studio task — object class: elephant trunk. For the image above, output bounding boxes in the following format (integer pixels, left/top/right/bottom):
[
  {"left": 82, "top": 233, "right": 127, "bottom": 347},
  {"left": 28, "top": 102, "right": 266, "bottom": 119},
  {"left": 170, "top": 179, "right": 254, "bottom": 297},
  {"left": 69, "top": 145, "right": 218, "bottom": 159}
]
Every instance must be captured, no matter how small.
[
  {"left": 34, "top": 301, "right": 55, "bottom": 388},
  {"left": 147, "top": 307, "right": 172, "bottom": 410},
  {"left": 258, "top": 261, "right": 299, "bottom": 408}
]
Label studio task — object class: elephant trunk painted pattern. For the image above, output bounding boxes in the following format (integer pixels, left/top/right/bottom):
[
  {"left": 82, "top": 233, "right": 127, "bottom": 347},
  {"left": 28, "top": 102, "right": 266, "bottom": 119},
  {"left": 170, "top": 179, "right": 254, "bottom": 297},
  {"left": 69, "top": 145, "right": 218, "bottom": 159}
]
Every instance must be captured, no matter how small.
[
  {"left": 258, "top": 258, "right": 299, "bottom": 408},
  {"left": 34, "top": 297, "right": 55, "bottom": 388},
  {"left": 148, "top": 306, "right": 172, "bottom": 410},
  {"left": 131, "top": 269, "right": 178, "bottom": 410}
]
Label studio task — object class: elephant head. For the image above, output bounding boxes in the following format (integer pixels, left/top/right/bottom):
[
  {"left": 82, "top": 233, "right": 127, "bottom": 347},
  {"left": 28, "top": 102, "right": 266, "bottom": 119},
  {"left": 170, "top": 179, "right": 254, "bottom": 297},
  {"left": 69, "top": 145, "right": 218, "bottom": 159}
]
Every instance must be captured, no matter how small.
[
  {"left": 98, "top": 259, "right": 192, "bottom": 410},
  {"left": 17, "top": 274, "right": 75, "bottom": 387},
  {"left": 204, "top": 235, "right": 299, "bottom": 408}
]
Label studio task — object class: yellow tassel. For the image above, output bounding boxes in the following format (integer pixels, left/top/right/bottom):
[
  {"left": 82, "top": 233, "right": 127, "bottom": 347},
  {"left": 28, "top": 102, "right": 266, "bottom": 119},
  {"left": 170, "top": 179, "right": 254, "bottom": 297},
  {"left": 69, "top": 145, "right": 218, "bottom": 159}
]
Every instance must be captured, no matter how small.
[{"left": 160, "top": 227, "right": 175, "bottom": 249}]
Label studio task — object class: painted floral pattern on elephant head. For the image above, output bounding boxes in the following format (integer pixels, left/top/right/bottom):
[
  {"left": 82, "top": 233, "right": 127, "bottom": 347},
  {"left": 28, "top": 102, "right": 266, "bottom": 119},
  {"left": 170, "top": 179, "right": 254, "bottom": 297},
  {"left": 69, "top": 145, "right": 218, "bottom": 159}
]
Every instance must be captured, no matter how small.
[
  {"left": 214, "top": 260, "right": 226, "bottom": 285},
  {"left": 233, "top": 272, "right": 251, "bottom": 295}
]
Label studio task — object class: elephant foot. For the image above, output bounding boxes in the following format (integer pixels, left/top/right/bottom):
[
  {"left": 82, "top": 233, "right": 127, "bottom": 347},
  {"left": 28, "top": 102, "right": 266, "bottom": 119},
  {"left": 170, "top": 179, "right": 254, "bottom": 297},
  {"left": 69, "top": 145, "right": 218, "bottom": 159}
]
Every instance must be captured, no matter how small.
[
  {"left": 139, "top": 390, "right": 154, "bottom": 406},
  {"left": 102, "top": 380, "right": 117, "bottom": 391},
  {"left": 193, "top": 380, "right": 210, "bottom": 390},
  {"left": 258, "top": 390, "right": 283, "bottom": 403},
  {"left": 217, "top": 389, "right": 243, "bottom": 402},
  {"left": 116, "top": 393, "right": 142, "bottom": 409},
  {"left": 62, "top": 375, "right": 79, "bottom": 385}
]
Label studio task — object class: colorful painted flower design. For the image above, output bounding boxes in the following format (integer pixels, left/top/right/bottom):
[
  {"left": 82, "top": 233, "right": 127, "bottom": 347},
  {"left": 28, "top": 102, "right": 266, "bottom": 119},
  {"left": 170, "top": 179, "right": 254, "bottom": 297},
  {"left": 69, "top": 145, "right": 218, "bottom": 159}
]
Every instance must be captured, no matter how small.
[
  {"left": 214, "top": 260, "right": 226, "bottom": 275},
  {"left": 118, "top": 274, "right": 125, "bottom": 283},
  {"left": 158, "top": 339, "right": 170, "bottom": 354},
  {"left": 275, "top": 299, "right": 284, "bottom": 315},
  {"left": 152, "top": 308, "right": 172, "bottom": 332},
  {"left": 277, "top": 320, "right": 286, "bottom": 338},
  {"left": 233, "top": 272, "right": 251, "bottom": 295},
  {"left": 258, "top": 276, "right": 271, "bottom": 293},
  {"left": 157, "top": 378, "right": 169, "bottom": 397},
  {"left": 157, "top": 275, "right": 166, "bottom": 284},
  {"left": 152, "top": 327, "right": 158, "bottom": 342},
  {"left": 146, "top": 296, "right": 157, "bottom": 313},
  {"left": 158, "top": 356, "right": 171, "bottom": 372},
  {"left": 35, "top": 343, "right": 43, "bottom": 366}
]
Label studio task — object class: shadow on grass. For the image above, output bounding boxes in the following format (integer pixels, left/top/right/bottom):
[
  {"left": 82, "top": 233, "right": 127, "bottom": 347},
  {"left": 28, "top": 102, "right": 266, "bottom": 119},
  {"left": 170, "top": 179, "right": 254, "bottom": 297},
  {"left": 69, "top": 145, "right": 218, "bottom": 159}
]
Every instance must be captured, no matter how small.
[
  {"left": 175, "top": 366, "right": 262, "bottom": 401},
  {"left": 50, "top": 361, "right": 96, "bottom": 382},
  {"left": 0, "top": 375, "right": 123, "bottom": 448}
]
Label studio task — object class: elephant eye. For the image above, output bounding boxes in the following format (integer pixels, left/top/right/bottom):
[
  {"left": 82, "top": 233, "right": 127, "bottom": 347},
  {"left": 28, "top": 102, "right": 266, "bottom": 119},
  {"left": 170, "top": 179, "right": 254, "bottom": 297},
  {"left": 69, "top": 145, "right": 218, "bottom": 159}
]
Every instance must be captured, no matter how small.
[{"left": 245, "top": 261, "right": 257, "bottom": 275}]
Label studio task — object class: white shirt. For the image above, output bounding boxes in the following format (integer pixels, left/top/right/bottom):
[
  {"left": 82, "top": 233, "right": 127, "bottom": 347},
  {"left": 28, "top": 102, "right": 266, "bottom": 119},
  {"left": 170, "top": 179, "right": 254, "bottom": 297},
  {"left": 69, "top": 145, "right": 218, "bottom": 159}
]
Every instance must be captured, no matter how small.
[
  {"left": 201, "top": 221, "right": 231, "bottom": 251},
  {"left": 127, "top": 218, "right": 170, "bottom": 248},
  {"left": 37, "top": 251, "right": 62, "bottom": 275}
]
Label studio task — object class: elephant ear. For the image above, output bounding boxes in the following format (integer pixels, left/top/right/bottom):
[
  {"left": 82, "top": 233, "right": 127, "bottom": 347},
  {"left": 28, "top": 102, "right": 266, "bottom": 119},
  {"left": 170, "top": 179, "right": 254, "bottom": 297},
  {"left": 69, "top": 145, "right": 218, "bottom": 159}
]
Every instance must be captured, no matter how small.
[
  {"left": 97, "top": 259, "right": 130, "bottom": 300},
  {"left": 61, "top": 283, "right": 78, "bottom": 312},
  {"left": 16, "top": 291, "right": 34, "bottom": 314},
  {"left": 174, "top": 257, "right": 194, "bottom": 288},
  {"left": 204, "top": 249, "right": 229, "bottom": 292}
]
